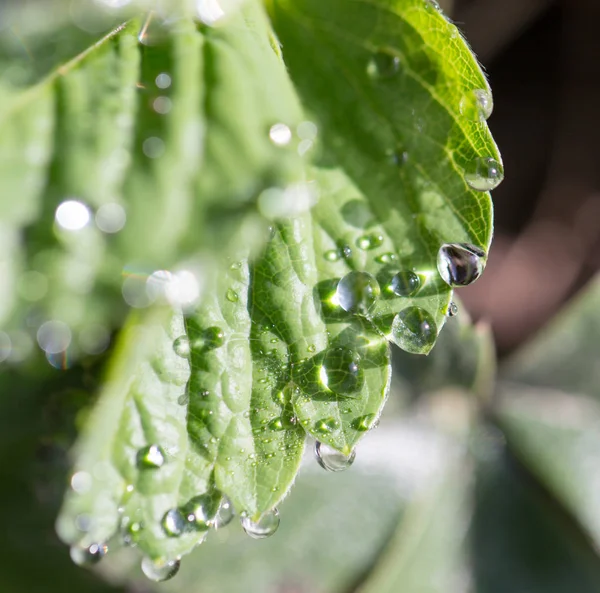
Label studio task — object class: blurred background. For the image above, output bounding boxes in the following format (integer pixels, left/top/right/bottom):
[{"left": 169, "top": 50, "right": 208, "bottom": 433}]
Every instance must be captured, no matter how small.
[{"left": 2, "top": 1, "right": 600, "bottom": 592}]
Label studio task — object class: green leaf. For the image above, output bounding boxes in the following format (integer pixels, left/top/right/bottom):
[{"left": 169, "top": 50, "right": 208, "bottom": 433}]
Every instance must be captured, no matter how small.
[{"left": 268, "top": 0, "right": 499, "bottom": 352}]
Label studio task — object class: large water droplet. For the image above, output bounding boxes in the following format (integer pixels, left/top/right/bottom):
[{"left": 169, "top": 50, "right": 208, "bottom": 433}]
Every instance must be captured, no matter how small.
[
  {"left": 136, "top": 444, "right": 166, "bottom": 469},
  {"left": 336, "top": 271, "right": 380, "bottom": 315},
  {"left": 314, "top": 417, "right": 340, "bottom": 434},
  {"left": 314, "top": 441, "right": 356, "bottom": 472},
  {"left": 460, "top": 88, "right": 493, "bottom": 122},
  {"left": 173, "top": 336, "right": 190, "bottom": 358},
  {"left": 202, "top": 326, "right": 225, "bottom": 349},
  {"left": 241, "top": 509, "right": 280, "bottom": 539},
  {"left": 390, "top": 270, "right": 421, "bottom": 297},
  {"left": 465, "top": 157, "right": 504, "bottom": 191},
  {"left": 392, "top": 307, "right": 437, "bottom": 353},
  {"left": 352, "top": 413, "right": 377, "bottom": 432},
  {"left": 367, "top": 50, "right": 400, "bottom": 79},
  {"left": 70, "top": 543, "right": 107, "bottom": 566},
  {"left": 356, "top": 233, "right": 383, "bottom": 251},
  {"left": 161, "top": 508, "right": 187, "bottom": 537},
  {"left": 321, "top": 347, "right": 364, "bottom": 396},
  {"left": 141, "top": 557, "right": 180, "bottom": 582},
  {"left": 183, "top": 493, "right": 219, "bottom": 531},
  {"left": 437, "top": 243, "right": 487, "bottom": 286},
  {"left": 214, "top": 496, "right": 234, "bottom": 529}
]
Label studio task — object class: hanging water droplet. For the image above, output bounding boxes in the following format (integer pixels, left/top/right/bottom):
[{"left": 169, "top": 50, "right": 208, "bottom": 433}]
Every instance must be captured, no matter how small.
[
  {"left": 324, "top": 249, "right": 341, "bottom": 262},
  {"left": 314, "top": 441, "right": 356, "bottom": 472},
  {"left": 161, "top": 508, "right": 187, "bottom": 537},
  {"left": 70, "top": 543, "right": 107, "bottom": 566},
  {"left": 241, "top": 509, "right": 280, "bottom": 539},
  {"left": 465, "top": 157, "right": 504, "bottom": 191},
  {"left": 437, "top": 243, "right": 487, "bottom": 286},
  {"left": 136, "top": 444, "right": 166, "bottom": 469},
  {"left": 352, "top": 413, "right": 377, "bottom": 432},
  {"left": 392, "top": 307, "right": 437, "bottom": 353},
  {"left": 460, "top": 88, "right": 493, "bottom": 122},
  {"left": 214, "top": 496, "right": 234, "bottom": 529},
  {"left": 321, "top": 347, "right": 364, "bottom": 396},
  {"left": 336, "top": 271, "right": 380, "bottom": 315},
  {"left": 173, "top": 335, "right": 190, "bottom": 358},
  {"left": 226, "top": 288, "right": 239, "bottom": 303},
  {"left": 183, "top": 493, "right": 220, "bottom": 531},
  {"left": 141, "top": 557, "right": 181, "bottom": 582},
  {"left": 314, "top": 417, "right": 340, "bottom": 434},
  {"left": 425, "top": 0, "right": 442, "bottom": 12},
  {"left": 356, "top": 233, "right": 383, "bottom": 251},
  {"left": 447, "top": 301, "right": 459, "bottom": 317},
  {"left": 375, "top": 252, "right": 397, "bottom": 265},
  {"left": 390, "top": 270, "right": 421, "bottom": 297},
  {"left": 367, "top": 50, "right": 400, "bottom": 79}
]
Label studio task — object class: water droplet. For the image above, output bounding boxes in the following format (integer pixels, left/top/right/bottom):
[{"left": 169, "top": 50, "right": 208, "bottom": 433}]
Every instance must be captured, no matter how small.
[
  {"left": 37, "top": 320, "right": 72, "bottom": 354},
  {"left": 367, "top": 50, "right": 400, "bottom": 79},
  {"left": 437, "top": 243, "right": 487, "bottom": 286},
  {"left": 136, "top": 444, "right": 166, "bottom": 469},
  {"left": 324, "top": 249, "right": 341, "bottom": 262},
  {"left": 314, "top": 441, "right": 356, "bottom": 472},
  {"left": 201, "top": 326, "right": 225, "bottom": 349},
  {"left": 123, "top": 520, "right": 144, "bottom": 546},
  {"left": 214, "top": 497, "right": 234, "bottom": 529},
  {"left": 336, "top": 271, "right": 380, "bottom": 315},
  {"left": 141, "top": 557, "right": 180, "bottom": 582},
  {"left": 314, "top": 417, "right": 340, "bottom": 434},
  {"left": 173, "top": 335, "right": 190, "bottom": 358},
  {"left": 226, "top": 288, "right": 239, "bottom": 302},
  {"left": 161, "top": 508, "right": 187, "bottom": 537},
  {"left": 390, "top": 270, "right": 421, "bottom": 297},
  {"left": 465, "top": 157, "right": 504, "bottom": 191},
  {"left": 268, "top": 417, "right": 285, "bottom": 431},
  {"left": 387, "top": 149, "right": 409, "bottom": 166},
  {"left": 142, "top": 136, "right": 165, "bottom": 159},
  {"left": 356, "top": 233, "right": 383, "bottom": 250},
  {"left": 70, "top": 543, "right": 107, "bottom": 566},
  {"left": 460, "top": 88, "right": 493, "bottom": 122},
  {"left": 241, "top": 509, "right": 280, "bottom": 539},
  {"left": 70, "top": 471, "right": 92, "bottom": 494},
  {"left": 447, "top": 301, "right": 459, "bottom": 317},
  {"left": 392, "top": 307, "right": 437, "bottom": 353},
  {"left": 321, "top": 347, "right": 364, "bottom": 396},
  {"left": 352, "top": 413, "right": 377, "bottom": 432},
  {"left": 95, "top": 202, "right": 126, "bottom": 233},
  {"left": 153, "top": 96, "right": 172, "bottom": 115},
  {"left": 183, "top": 493, "right": 220, "bottom": 531},
  {"left": 155, "top": 72, "right": 172, "bottom": 89},
  {"left": 269, "top": 123, "right": 292, "bottom": 146},
  {"left": 375, "top": 252, "right": 397, "bottom": 265}
]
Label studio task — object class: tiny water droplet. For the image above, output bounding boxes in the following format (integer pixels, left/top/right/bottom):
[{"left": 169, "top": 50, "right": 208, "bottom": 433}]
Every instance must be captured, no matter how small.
[
  {"left": 122, "top": 520, "right": 143, "bottom": 546},
  {"left": 136, "top": 444, "right": 166, "bottom": 469},
  {"left": 437, "top": 243, "right": 487, "bottom": 286},
  {"left": 387, "top": 149, "right": 409, "bottom": 166},
  {"left": 352, "top": 413, "right": 377, "bottom": 432},
  {"left": 447, "top": 301, "right": 459, "bottom": 317},
  {"left": 173, "top": 336, "right": 190, "bottom": 358},
  {"left": 367, "top": 50, "right": 400, "bottom": 79},
  {"left": 141, "top": 557, "right": 180, "bottom": 582},
  {"left": 460, "top": 88, "right": 494, "bottom": 122},
  {"left": 356, "top": 233, "right": 383, "bottom": 250},
  {"left": 336, "top": 271, "right": 380, "bottom": 315},
  {"left": 70, "top": 543, "right": 107, "bottom": 566},
  {"left": 314, "top": 441, "right": 356, "bottom": 472},
  {"left": 375, "top": 252, "right": 397, "bottom": 264},
  {"left": 213, "top": 496, "right": 234, "bottom": 529},
  {"left": 307, "top": 344, "right": 316, "bottom": 353},
  {"left": 390, "top": 270, "right": 421, "bottom": 297},
  {"left": 392, "top": 307, "right": 437, "bottom": 353},
  {"left": 324, "top": 249, "right": 341, "bottom": 262},
  {"left": 314, "top": 417, "right": 340, "bottom": 434},
  {"left": 321, "top": 347, "right": 364, "bottom": 396},
  {"left": 241, "top": 509, "right": 280, "bottom": 539},
  {"left": 161, "top": 508, "right": 187, "bottom": 537},
  {"left": 465, "top": 157, "right": 504, "bottom": 191},
  {"left": 226, "top": 288, "right": 239, "bottom": 303}
]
